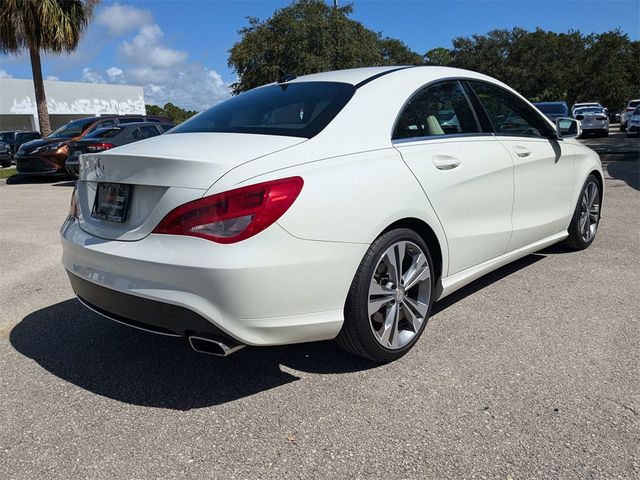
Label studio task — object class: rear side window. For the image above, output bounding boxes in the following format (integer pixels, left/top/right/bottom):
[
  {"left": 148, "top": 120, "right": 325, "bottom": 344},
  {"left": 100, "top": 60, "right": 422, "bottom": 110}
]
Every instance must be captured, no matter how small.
[
  {"left": 128, "top": 126, "right": 161, "bottom": 140},
  {"left": 469, "top": 81, "right": 552, "bottom": 138},
  {"left": 171, "top": 82, "right": 355, "bottom": 138},
  {"left": 393, "top": 81, "right": 480, "bottom": 139},
  {"left": 139, "top": 125, "right": 161, "bottom": 138}
]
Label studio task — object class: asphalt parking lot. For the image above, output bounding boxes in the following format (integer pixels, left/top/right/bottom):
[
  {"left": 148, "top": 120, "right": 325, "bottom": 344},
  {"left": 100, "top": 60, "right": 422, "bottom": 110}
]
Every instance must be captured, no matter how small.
[{"left": 0, "top": 131, "right": 638, "bottom": 479}]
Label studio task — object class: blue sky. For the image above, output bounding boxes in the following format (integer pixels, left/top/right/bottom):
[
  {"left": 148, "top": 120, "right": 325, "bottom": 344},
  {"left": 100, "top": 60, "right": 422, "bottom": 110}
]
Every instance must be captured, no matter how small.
[{"left": 1, "top": 0, "right": 638, "bottom": 109}]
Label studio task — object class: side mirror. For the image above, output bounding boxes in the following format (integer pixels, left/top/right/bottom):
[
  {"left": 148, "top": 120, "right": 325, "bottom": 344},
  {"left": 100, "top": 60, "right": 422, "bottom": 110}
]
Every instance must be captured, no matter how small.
[{"left": 555, "top": 117, "right": 581, "bottom": 139}]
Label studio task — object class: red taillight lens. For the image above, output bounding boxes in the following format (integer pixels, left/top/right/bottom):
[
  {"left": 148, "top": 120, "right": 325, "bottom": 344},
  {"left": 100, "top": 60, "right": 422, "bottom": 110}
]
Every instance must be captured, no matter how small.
[
  {"left": 85, "top": 143, "right": 115, "bottom": 152},
  {"left": 153, "top": 176, "right": 304, "bottom": 243}
]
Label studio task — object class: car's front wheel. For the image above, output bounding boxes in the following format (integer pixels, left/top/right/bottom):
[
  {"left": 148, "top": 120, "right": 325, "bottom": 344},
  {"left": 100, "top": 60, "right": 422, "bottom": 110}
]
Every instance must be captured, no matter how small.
[
  {"left": 563, "top": 174, "right": 601, "bottom": 250},
  {"left": 337, "top": 228, "right": 434, "bottom": 362}
]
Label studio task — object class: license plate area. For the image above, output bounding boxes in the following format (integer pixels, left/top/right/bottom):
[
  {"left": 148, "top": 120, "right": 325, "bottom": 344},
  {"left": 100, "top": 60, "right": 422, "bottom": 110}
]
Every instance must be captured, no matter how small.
[{"left": 91, "top": 183, "right": 131, "bottom": 223}]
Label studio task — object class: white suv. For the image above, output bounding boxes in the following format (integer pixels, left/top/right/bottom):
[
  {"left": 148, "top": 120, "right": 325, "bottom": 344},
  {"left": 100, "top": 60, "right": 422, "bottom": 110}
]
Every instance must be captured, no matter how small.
[{"left": 620, "top": 99, "right": 640, "bottom": 132}]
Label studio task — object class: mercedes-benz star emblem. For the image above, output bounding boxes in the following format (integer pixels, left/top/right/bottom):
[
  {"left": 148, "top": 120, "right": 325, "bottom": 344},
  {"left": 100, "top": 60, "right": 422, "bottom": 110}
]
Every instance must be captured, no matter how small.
[{"left": 95, "top": 158, "right": 104, "bottom": 178}]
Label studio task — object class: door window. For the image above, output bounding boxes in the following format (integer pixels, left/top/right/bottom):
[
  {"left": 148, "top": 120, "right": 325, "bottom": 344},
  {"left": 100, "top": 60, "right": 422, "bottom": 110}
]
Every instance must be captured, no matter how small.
[
  {"left": 393, "top": 81, "right": 480, "bottom": 139},
  {"left": 468, "top": 81, "right": 552, "bottom": 138}
]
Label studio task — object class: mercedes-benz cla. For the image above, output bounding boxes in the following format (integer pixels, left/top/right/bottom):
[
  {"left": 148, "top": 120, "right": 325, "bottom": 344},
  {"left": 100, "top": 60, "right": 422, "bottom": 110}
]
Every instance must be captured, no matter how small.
[{"left": 61, "top": 67, "right": 603, "bottom": 362}]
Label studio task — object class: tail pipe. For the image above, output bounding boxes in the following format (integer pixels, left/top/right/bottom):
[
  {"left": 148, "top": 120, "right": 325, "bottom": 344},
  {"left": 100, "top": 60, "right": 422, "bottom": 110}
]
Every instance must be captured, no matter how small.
[{"left": 188, "top": 335, "right": 245, "bottom": 356}]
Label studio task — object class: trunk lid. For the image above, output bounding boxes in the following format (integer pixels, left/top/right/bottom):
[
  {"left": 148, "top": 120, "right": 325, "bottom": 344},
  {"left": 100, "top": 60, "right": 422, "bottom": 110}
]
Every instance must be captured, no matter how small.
[{"left": 77, "top": 132, "right": 305, "bottom": 241}]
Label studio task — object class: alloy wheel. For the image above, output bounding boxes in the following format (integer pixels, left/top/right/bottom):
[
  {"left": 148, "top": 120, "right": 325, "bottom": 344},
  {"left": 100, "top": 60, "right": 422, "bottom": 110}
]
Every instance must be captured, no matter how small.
[
  {"left": 368, "top": 241, "right": 431, "bottom": 350},
  {"left": 579, "top": 181, "right": 600, "bottom": 242}
]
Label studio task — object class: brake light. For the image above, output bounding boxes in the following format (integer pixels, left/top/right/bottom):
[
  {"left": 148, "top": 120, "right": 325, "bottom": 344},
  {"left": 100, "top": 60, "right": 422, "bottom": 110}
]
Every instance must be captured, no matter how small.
[
  {"left": 153, "top": 176, "right": 304, "bottom": 243},
  {"left": 85, "top": 142, "right": 115, "bottom": 152}
]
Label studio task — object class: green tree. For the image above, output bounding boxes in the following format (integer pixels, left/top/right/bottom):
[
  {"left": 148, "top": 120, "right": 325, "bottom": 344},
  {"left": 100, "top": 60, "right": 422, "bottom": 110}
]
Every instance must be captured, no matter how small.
[
  {"left": 434, "top": 27, "right": 638, "bottom": 110},
  {"left": 145, "top": 103, "right": 197, "bottom": 124},
  {"left": 423, "top": 47, "right": 453, "bottom": 66},
  {"left": 0, "top": 0, "right": 98, "bottom": 136},
  {"left": 575, "top": 30, "right": 639, "bottom": 109},
  {"left": 228, "top": 0, "right": 421, "bottom": 93}
]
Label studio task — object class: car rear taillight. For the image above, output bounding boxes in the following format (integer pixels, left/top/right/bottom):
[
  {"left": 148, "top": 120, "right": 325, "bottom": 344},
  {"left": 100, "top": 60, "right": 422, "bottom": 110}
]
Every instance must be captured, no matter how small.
[
  {"left": 85, "top": 142, "right": 115, "bottom": 152},
  {"left": 153, "top": 176, "right": 304, "bottom": 243}
]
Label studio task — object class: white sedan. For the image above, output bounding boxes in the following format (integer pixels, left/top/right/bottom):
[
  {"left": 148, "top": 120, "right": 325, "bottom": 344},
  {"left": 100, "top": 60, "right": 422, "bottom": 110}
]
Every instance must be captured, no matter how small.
[
  {"left": 573, "top": 106, "right": 610, "bottom": 137},
  {"left": 61, "top": 66, "right": 603, "bottom": 362}
]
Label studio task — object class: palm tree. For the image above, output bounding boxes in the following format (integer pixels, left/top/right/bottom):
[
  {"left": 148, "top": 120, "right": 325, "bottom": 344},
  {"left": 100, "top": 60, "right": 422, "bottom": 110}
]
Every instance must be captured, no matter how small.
[{"left": 0, "top": 0, "right": 99, "bottom": 136}]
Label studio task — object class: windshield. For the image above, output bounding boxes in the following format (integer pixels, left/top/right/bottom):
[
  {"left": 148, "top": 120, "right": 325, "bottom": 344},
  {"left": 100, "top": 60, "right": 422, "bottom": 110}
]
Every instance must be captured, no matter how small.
[
  {"left": 48, "top": 119, "right": 95, "bottom": 139},
  {"left": 0, "top": 132, "right": 12, "bottom": 142},
  {"left": 171, "top": 82, "right": 356, "bottom": 138},
  {"left": 85, "top": 127, "right": 123, "bottom": 139},
  {"left": 535, "top": 104, "right": 566, "bottom": 114},
  {"left": 575, "top": 107, "right": 604, "bottom": 115}
]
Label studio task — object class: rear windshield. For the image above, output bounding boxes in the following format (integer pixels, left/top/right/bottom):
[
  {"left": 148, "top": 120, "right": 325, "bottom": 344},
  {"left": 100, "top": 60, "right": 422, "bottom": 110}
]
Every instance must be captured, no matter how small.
[
  {"left": 629, "top": 101, "right": 640, "bottom": 108},
  {"left": 535, "top": 104, "right": 566, "bottom": 114},
  {"left": 575, "top": 107, "right": 604, "bottom": 115},
  {"left": 171, "top": 82, "right": 356, "bottom": 138}
]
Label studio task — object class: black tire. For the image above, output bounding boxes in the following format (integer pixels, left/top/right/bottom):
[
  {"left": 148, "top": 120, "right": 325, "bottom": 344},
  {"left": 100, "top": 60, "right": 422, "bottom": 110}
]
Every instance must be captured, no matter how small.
[
  {"left": 562, "top": 174, "right": 601, "bottom": 251},
  {"left": 0, "top": 161, "right": 11, "bottom": 168},
  {"left": 336, "top": 228, "right": 435, "bottom": 362},
  {"left": 603, "top": 130, "right": 609, "bottom": 137},
  {"left": 620, "top": 123, "right": 627, "bottom": 132}
]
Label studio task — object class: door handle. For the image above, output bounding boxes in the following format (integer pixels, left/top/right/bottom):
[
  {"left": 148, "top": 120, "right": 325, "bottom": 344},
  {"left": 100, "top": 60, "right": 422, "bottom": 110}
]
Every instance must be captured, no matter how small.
[
  {"left": 433, "top": 155, "right": 461, "bottom": 170},
  {"left": 513, "top": 146, "right": 531, "bottom": 158}
]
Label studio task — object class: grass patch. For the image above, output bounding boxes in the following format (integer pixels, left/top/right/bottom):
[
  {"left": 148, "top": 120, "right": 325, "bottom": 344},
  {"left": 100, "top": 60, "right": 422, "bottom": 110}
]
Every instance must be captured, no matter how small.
[{"left": 0, "top": 166, "right": 16, "bottom": 179}]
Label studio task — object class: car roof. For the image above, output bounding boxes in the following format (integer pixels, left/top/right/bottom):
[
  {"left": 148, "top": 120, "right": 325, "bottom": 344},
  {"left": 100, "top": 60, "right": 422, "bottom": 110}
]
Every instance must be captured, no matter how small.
[
  {"left": 533, "top": 101, "right": 566, "bottom": 105},
  {"left": 283, "top": 65, "right": 502, "bottom": 88}
]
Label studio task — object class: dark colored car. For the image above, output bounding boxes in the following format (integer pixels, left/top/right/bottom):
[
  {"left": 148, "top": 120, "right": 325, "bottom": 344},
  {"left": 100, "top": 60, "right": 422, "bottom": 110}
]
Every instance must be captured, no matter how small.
[
  {"left": 532, "top": 102, "right": 569, "bottom": 120},
  {"left": 15, "top": 115, "right": 169, "bottom": 175},
  {"left": 0, "top": 130, "right": 41, "bottom": 166},
  {"left": 0, "top": 142, "right": 12, "bottom": 167},
  {"left": 607, "top": 110, "right": 621, "bottom": 123},
  {"left": 65, "top": 122, "right": 174, "bottom": 177}
]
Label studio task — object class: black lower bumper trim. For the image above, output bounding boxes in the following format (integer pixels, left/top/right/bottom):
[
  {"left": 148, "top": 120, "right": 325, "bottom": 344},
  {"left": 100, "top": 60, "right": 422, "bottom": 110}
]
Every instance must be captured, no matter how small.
[{"left": 68, "top": 272, "right": 231, "bottom": 340}]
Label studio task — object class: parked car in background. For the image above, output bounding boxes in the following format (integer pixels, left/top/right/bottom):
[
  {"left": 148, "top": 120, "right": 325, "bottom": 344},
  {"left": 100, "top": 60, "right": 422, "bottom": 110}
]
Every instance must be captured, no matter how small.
[
  {"left": 574, "top": 106, "right": 609, "bottom": 137},
  {"left": 62, "top": 66, "right": 602, "bottom": 362},
  {"left": 607, "top": 110, "right": 621, "bottom": 123},
  {"left": 0, "top": 142, "right": 12, "bottom": 167},
  {"left": 626, "top": 105, "right": 640, "bottom": 136},
  {"left": 533, "top": 101, "right": 569, "bottom": 120},
  {"left": 572, "top": 102, "right": 602, "bottom": 115},
  {"left": 620, "top": 99, "right": 640, "bottom": 132},
  {"left": 66, "top": 122, "right": 174, "bottom": 177},
  {"left": 0, "top": 130, "right": 41, "bottom": 161},
  {"left": 15, "top": 115, "right": 167, "bottom": 175}
]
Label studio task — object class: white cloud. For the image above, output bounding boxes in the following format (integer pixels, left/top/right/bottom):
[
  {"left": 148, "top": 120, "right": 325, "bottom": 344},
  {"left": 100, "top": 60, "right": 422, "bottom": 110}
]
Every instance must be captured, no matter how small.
[
  {"left": 106, "top": 66, "right": 125, "bottom": 83},
  {"left": 80, "top": 4, "right": 230, "bottom": 110},
  {"left": 46, "top": 75, "right": 59, "bottom": 81},
  {"left": 82, "top": 67, "right": 104, "bottom": 84},
  {"left": 120, "top": 24, "right": 188, "bottom": 68},
  {"left": 0, "top": 68, "right": 13, "bottom": 79},
  {"left": 96, "top": 3, "right": 153, "bottom": 36}
]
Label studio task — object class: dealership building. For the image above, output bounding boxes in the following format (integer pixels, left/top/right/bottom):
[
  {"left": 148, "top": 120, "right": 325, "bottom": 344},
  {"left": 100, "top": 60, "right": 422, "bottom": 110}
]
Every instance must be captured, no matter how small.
[{"left": 0, "top": 78, "right": 145, "bottom": 132}]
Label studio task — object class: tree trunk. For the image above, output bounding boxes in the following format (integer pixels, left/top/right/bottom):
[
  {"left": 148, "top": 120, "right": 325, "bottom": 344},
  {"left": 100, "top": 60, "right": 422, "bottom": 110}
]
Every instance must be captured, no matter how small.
[{"left": 29, "top": 47, "right": 51, "bottom": 136}]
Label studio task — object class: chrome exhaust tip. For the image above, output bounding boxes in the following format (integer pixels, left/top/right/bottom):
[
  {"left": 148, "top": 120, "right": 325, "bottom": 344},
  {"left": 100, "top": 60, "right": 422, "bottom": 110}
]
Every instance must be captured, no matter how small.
[{"left": 188, "top": 336, "right": 245, "bottom": 356}]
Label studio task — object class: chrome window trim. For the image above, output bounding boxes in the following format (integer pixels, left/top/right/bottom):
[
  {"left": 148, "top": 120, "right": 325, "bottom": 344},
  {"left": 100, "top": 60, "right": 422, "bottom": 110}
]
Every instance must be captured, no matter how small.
[{"left": 392, "top": 132, "right": 495, "bottom": 145}]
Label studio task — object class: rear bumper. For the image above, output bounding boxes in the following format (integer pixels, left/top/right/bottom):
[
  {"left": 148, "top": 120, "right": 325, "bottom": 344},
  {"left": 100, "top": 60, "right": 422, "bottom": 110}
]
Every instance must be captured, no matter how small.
[
  {"left": 69, "top": 272, "right": 231, "bottom": 338},
  {"left": 61, "top": 218, "right": 367, "bottom": 346}
]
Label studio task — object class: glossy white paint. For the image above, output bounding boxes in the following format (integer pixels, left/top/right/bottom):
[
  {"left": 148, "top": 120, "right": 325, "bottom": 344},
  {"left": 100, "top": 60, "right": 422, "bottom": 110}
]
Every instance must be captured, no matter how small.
[{"left": 62, "top": 66, "right": 603, "bottom": 346}]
